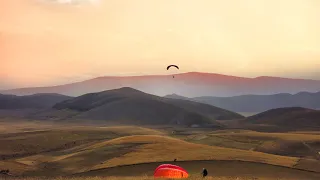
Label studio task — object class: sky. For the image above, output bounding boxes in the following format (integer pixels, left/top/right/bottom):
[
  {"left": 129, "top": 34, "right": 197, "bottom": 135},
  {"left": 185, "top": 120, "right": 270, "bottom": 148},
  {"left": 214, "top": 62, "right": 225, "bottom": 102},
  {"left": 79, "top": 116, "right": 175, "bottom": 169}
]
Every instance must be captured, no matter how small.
[{"left": 1, "top": 0, "right": 320, "bottom": 89}]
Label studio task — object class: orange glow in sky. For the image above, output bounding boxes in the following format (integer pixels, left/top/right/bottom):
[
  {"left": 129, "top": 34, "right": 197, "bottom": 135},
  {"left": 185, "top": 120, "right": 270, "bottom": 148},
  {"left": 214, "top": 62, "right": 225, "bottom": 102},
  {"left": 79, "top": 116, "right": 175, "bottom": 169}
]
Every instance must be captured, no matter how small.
[{"left": 1, "top": 0, "right": 320, "bottom": 88}]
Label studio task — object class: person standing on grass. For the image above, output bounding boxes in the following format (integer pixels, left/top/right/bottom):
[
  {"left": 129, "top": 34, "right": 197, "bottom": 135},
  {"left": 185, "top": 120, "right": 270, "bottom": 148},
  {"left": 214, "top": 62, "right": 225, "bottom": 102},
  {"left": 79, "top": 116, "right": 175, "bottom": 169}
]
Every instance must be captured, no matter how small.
[{"left": 202, "top": 168, "right": 208, "bottom": 178}]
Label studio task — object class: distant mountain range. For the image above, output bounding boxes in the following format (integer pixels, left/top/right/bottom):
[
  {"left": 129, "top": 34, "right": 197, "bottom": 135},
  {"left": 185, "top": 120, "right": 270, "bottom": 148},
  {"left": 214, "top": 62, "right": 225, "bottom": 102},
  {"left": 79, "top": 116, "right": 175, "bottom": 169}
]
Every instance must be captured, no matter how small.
[
  {"left": 165, "top": 91, "right": 320, "bottom": 113},
  {"left": 1, "top": 72, "right": 320, "bottom": 97},
  {"left": 0, "top": 87, "right": 319, "bottom": 130}
]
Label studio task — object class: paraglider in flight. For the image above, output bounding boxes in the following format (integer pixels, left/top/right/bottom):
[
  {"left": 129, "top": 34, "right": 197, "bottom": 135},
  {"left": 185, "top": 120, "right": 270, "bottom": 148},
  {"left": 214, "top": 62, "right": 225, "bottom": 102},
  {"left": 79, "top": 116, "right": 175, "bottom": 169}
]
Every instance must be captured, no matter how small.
[
  {"left": 167, "top": 65, "right": 179, "bottom": 78},
  {"left": 154, "top": 164, "right": 189, "bottom": 178},
  {"left": 167, "top": 65, "right": 179, "bottom": 70}
]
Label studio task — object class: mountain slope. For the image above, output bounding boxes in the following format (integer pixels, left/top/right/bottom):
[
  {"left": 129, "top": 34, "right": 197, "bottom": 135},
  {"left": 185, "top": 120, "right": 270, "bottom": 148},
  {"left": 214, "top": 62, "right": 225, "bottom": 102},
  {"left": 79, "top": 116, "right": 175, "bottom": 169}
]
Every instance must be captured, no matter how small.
[
  {"left": 163, "top": 98, "right": 244, "bottom": 120},
  {"left": 245, "top": 107, "right": 320, "bottom": 128},
  {"left": 2, "top": 72, "right": 320, "bottom": 97},
  {"left": 164, "top": 94, "right": 190, "bottom": 100},
  {"left": 53, "top": 87, "right": 243, "bottom": 126},
  {"left": 0, "top": 93, "right": 72, "bottom": 109}
]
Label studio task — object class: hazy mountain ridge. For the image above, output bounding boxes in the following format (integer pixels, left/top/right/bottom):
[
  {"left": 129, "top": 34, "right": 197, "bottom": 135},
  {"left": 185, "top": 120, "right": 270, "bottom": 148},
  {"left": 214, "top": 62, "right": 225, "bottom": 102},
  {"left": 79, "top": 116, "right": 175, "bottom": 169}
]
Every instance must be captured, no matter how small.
[
  {"left": 0, "top": 88, "right": 319, "bottom": 131},
  {"left": 162, "top": 97, "right": 244, "bottom": 120},
  {"left": 2, "top": 72, "right": 320, "bottom": 97},
  {"left": 165, "top": 91, "right": 320, "bottom": 113}
]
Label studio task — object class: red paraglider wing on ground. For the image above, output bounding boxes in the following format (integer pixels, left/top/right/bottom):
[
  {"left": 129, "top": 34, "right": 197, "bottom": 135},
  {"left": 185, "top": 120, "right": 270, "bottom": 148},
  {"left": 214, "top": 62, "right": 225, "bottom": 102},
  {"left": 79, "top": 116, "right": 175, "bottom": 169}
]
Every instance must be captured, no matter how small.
[
  {"left": 154, "top": 164, "right": 186, "bottom": 173},
  {"left": 154, "top": 164, "right": 189, "bottom": 178},
  {"left": 154, "top": 167, "right": 189, "bottom": 178}
]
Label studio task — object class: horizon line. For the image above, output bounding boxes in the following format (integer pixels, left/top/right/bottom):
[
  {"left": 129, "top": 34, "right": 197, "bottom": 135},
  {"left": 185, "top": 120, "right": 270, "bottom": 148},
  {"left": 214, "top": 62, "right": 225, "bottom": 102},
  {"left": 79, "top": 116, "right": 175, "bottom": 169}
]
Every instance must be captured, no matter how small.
[{"left": 1, "top": 71, "right": 319, "bottom": 91}]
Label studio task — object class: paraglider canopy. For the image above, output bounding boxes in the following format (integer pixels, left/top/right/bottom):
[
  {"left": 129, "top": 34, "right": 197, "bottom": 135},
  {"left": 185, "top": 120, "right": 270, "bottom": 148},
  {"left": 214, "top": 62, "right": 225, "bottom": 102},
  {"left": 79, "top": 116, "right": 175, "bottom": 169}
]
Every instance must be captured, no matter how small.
[
  {"left": 167, "top": 65, "right": 179, "bottom": 70},
  {"left": 154, "top": 164, "right": 188, "bottom": 179}
]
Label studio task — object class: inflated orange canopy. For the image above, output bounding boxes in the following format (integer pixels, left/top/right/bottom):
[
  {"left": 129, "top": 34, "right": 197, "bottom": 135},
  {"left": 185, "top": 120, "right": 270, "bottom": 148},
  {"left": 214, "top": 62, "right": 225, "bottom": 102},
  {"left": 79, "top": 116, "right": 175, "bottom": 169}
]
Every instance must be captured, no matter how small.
[
  {"left": 154, "top": 164, "right": 189, "bottom": 178},
  {"left": 154, "top": 164, "right": 185, "bottom": 173}
]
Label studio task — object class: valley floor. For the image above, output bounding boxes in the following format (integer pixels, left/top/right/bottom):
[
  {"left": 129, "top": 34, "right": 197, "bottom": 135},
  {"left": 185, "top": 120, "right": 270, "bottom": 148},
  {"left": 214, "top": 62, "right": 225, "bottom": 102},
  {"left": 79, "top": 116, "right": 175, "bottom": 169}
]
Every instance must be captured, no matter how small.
[
  {"left": 0, "top": 121, "right": 319, "bottom": 180},
  {"left": 0, "top": 176, "right": 313, "bottom": 180}
]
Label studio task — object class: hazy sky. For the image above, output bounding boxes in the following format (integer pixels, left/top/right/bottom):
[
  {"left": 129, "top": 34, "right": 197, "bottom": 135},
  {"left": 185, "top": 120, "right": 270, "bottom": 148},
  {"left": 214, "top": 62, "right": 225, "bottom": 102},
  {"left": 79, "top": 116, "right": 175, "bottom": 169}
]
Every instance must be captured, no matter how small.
[{"left": 1, "top": 0, "right": 320, "bottom": 89}]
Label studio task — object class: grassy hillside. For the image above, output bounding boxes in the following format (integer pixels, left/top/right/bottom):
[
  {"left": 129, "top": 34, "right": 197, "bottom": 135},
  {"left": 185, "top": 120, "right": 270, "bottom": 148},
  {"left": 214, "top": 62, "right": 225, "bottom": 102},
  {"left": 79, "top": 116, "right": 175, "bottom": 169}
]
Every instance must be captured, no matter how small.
[
  {"left": 9, "top": 134, "right": 299, "bottom": 176},
  {"left": 79, "top": 160, "right": 320, "bottom": 180},
  {"left": 0, "top": 93, "right": 72, "bottom": 109},
  {"left": 0, "top": 122, "right": 319, "bottom": 179},
  {"left": 163, "top": 98, "right": 244, "bottom": 120},
  {"left": 3, "top": 176, "right": 319, "bottom": 180},
  {"left": 0, "top": 126, "right": 163, "bottom": 158},
  {"left": 82, "top": 135, "right": 297, "bottom": 168},
  {"left": 245, "top": 107, "right": 320, "bottom": 128},
  {"left": 173, "top": 129, "right": 320, "bottom": 172},
  {"left": 175, "top": 129, "right": 320, "bottom": 156},
  {"left": 52, "top": 87, "right": 243, "bottom": 126}
]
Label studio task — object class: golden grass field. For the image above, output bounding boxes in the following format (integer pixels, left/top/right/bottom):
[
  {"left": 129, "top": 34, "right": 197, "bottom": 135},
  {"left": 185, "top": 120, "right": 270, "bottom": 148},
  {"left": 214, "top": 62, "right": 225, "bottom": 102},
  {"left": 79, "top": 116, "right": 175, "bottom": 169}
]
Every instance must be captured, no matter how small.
[
  {"left": 0, "top": 120, "right": 319, "bottom": 180},
  {"left": 0, "top": 176, "right": 310, "bottom": 180},
  {"left": 0, "top": 176, "right": 302, "bottom": 180}
]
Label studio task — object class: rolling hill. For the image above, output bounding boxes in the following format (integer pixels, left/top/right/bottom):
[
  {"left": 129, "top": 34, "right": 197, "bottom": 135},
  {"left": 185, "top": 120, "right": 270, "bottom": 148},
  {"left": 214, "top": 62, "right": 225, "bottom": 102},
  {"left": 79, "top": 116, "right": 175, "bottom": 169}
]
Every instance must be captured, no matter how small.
[
  {"left": 162, "top": 98, "right": 243, "bottom": 120},
  {"left": 245, "top": 107, "right": 320, "bottom": 129},
  {"left": 2, "top": 72, "right": 320, "bottom": 97},
  {"left": 12, "top": 132, "right": 319, "bottom": 179},
  {"left": 184, "top": 129, "right": 320, "bottom": 163},
  {"left": 0, "top": 93, "right": 72, "bottom": 109},
  {"left": 52, "top": 87, "right": 243, "bottom": 126},
  {"left": 0, "top": 123, "right": 319, "bottom": 179},
  {"left": 13, "top": 133, "right": 301, "bottom": 176},
  {"left": 165, "top": 91, "right": 320, "bottom": 113}
]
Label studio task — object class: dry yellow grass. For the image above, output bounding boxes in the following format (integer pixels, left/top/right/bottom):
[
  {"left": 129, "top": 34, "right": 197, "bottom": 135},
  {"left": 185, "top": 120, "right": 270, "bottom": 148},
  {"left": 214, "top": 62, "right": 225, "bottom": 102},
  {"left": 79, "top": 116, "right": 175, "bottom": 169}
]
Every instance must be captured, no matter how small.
[
  {"left": 184, "top": 129, "right": 320, "bottom": 166},
  {"left": 0, "top": 176, "right": 305, "bottom": 180},
  {"left": 181, "top": 129, "right": 320, "bottom": 153},
  {"left": 291, "top": 131, "right": 320, "bottom": 135},
  {"left": 0, "top": 125, "right": 166, "bottom": 176},
  {"left": 0, "top": 161, "right": 37, "bottom": 175},
  {"left": 209, "top": 130, "right": 320, "bottom": 142},
  {"left": 0, "top": 124, "right": 318, "bottom": 179},
  {"left": 96, "top": 126, "right": 165, "bottom": 136},
  {"left": 85, "top": 135, "right": 298, "bottom": 170},
  {"left": 0, "top": 121, "right": 164, "bottom": 136},
  {"left": 0, "top": 120, "right": 58, "bottom": 134},
  {"left": 13, "top": 135, "right": 298, "bottom": 176},
  {"left": 0, "top": 125, "right": 163, "bottom": 156}
]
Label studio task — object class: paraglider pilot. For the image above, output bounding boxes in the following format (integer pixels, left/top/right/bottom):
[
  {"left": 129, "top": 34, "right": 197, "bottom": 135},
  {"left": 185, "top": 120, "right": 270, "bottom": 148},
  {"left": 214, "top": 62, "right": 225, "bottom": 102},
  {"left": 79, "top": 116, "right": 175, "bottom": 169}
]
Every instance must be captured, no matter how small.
[
  {"left": 202, "top": 168, "right": 208, "bottom": 178},
  {"left": 167, "top": 65, "right": 179, "bottom": 78}
]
